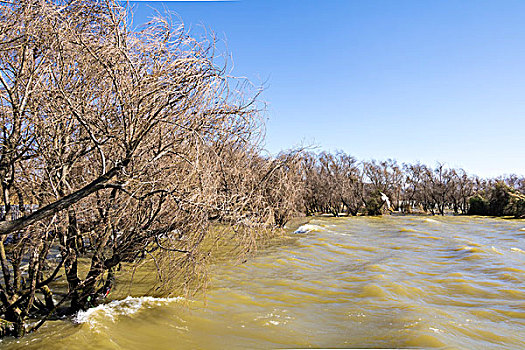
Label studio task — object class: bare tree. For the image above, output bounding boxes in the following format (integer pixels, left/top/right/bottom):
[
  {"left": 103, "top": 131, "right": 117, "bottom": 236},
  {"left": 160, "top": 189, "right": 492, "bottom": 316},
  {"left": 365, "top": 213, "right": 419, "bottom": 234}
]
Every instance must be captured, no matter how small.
[{"left": 0, "top": 0, "right": 268, "bottom": 337}]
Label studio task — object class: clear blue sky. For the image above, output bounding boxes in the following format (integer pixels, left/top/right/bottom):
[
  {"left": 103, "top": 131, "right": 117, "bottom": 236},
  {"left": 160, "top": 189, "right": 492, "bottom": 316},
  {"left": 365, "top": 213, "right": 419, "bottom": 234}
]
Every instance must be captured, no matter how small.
[{"left": 130, "top": 0, "right": 525, "bottom": 178}]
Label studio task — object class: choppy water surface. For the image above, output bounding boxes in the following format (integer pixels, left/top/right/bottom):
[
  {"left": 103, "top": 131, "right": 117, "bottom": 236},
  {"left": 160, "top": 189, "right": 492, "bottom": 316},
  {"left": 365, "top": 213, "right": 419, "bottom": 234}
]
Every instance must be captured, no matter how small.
[{"left": 4, "top": 216, "right": 525, "bottom": 349}]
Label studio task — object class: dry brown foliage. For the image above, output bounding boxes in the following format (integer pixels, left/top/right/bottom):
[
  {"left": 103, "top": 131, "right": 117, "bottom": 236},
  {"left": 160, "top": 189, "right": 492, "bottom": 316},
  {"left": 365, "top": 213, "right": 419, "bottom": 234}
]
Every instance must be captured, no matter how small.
[{"left": 0, "top": 0, "right": 282, "bottom": 337}]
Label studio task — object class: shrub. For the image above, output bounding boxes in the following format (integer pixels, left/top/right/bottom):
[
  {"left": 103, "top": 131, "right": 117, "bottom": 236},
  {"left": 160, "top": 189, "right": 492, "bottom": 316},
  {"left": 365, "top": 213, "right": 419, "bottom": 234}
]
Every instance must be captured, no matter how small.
[{"left": 468, "top": 195, "right": 489, "bottom": 215}]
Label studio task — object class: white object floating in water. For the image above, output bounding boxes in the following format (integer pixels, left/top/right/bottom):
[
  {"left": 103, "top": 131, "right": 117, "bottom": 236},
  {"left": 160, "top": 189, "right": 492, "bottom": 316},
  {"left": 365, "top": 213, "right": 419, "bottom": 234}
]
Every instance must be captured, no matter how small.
[{"left": 294, "top": 224, "right": 323, "bottom": 234}]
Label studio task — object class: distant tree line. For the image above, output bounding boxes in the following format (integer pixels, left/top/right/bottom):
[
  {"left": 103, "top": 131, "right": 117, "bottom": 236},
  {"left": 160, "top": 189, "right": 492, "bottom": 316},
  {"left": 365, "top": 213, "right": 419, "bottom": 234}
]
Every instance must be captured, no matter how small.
[
  {"left": 212, "top": 148, "right": 525, "bottom": 228},
  {"left": 0, "top": 0, "right": 523, "bottom": 339},
  {"left": 286, "top": 151, "right": 525, "bottom": 219}
]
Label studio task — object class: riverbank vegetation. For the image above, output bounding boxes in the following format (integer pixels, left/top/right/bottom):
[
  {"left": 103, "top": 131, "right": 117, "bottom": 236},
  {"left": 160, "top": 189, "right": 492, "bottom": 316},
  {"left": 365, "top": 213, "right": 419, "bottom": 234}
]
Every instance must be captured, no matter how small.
[
  {"left": 0, "top": 0, "right": 276, "bottom": 337},
  {"left": 0, "top": 0, "right": 523, "bottom": 339},
  {"left": 297, "top": 152, "right": 525, "bottom": 219}
]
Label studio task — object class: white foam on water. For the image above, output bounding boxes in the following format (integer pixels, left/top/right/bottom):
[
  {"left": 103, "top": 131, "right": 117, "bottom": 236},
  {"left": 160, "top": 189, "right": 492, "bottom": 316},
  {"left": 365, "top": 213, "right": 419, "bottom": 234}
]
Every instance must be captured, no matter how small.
[
  {"left": 429, "top": 327, "right": 443, "bottom": 333},
  {"left": 459, "top": 246, "right": 477, "bottom": 252},
  {"left": 74, "top": 296, "right": 186, "bottom": 328},
  {"left": 293, "top": 224, "right": 324, "bottom": 234},
  {"left": 255, "top": 310, "right": 292, "bottom": 326},
  {"left": 511, "top": 247, "right": 524, "bottom": 254},
  {"left": 491, "top": 246, "right": 502, "bottom": 255}
]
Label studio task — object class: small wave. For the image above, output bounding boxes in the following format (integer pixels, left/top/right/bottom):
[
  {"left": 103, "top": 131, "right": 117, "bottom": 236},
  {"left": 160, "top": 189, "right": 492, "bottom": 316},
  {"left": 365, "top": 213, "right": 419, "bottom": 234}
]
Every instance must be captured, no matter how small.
[
  {"left": 399, "top": 228, "right": 417, "bottom": 233},
  {"left": 294, "top": 224, "right": 324, "bottom": 234},
  {"left": 491, "top": 246, "right": 503, "bottom": 255},
  {"left": 429, "top": 327, "right": 443, "bottom": 334},
  {"left": 511, "top": 247, "right": 525, "bottom": 254},
  {"left": 75, "top": 296, "right": 186, "bottom": 326},
  {"left": 412, "top": 234, "right": 441, "bottom": 240},
  {"left": 360, "top": 284, "right": 388, "bottom": 298},
  {"left": 457, "top": 246, "right": 481, "bottom": 253},
  {"left": 424, "top": 218, "right": 441, "bottom": 224}
]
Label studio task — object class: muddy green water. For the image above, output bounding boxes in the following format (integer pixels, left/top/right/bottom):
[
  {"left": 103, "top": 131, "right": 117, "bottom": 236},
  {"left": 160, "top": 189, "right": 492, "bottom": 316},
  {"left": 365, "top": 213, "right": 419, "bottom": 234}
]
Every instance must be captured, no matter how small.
[{"left": 3, "top": 216, "right": 525, "bottom": 349}]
